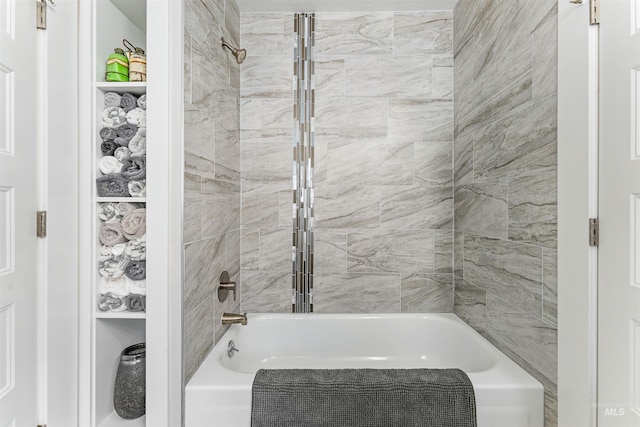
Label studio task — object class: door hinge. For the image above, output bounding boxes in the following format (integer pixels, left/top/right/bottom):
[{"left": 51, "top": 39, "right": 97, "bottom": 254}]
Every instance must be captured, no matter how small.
[
  {"left": 36, "top": 0, "right": 46, "bottom": 29},
  {"left": 589, "top": 218, "right": 599, "bottom": 247},
  {"left": 590, "top": 0, "right": 600, "bottom": 25},
  {"left": 36, "top": 211, "right": 47, "bottom": 238}
]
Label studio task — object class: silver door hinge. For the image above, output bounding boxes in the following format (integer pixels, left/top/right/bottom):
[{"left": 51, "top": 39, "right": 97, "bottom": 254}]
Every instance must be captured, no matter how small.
[
  {"left": 36, "top": 0, "right": 46, "bottom": 29},
  {"left": 36, "top": 211, "right": 47, "bottom": 238},
  {"left": 590, "top": 0, "right": 599, "bottom": 25},
  {"left": 589, "top": 218, "right": 599, "bottom": 247}
]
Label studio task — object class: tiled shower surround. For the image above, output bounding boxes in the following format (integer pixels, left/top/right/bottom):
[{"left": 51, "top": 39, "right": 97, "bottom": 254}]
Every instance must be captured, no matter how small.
[
  {"left": 183, "top": 0, "right": 241, "bottom": 383},
  {"left": 452, "top": 1, "right": 558, "bottom": 426},
  {"left": 184, "top": 3, "right": 558, "bottom": 426},
  {"left": 240, "top": 11, "right": 455, "bottom": 313}
]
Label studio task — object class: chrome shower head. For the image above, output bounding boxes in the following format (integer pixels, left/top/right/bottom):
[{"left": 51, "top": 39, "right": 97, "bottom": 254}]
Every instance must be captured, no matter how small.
[{"left": 221, "top": 37, "right": 247, "bottom": 64}]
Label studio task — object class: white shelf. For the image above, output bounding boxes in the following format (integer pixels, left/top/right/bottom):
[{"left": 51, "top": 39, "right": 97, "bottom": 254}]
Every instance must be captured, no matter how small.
[
  {"left": 97, "top": 410, "right": 146, "bottom": 427},
  {"left": 96, "top": 82, "right": 147, "bottom": 95},
  {"left": 96, "top": 197, "right": 146, "bottom": 203},
  {"left": 95, "top": 319, "right": 146, "bottom": 424},
  {"left": 96, "top": 312, "right": 146, "bottom": 320}
]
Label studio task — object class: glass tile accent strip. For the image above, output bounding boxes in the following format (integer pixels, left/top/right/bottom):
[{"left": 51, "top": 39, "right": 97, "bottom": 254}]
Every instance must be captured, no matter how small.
[{"left": 292, "top": 13, "right": 315, "bottom": 313}]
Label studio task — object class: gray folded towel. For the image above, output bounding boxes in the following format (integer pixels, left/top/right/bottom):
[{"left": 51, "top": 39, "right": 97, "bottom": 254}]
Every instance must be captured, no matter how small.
[
  {"left": 98, "top": 292, "right": 125, "bottom": 311},
  {"left": 124, "top": 260, "right": 146, "bottom": 280},
  {"left": 104, "top": 92, "right": 122, "bottom": 108},
  {"left": 251, "top": 369, "right": 477, "bottom": 427},
  {"left": 120, "top": 93, "right": 138, "bottom": 112},
  {"left": 125, "top": 294, "right": 146, "bottom": 312},
  {"left": 117, "top": 123, "right": 138, "bottom": 139},
  {"left": 114, "top": 137, "right": 130, "bottom": 146},
  {"left": 101, "top": 140, "right": 118, "bottom": 156},
  {"left": 96, "top": 174, "right": 130, "bottom": 197},
  {"left": 99, "top": 223, "right": 127, "bottom": 246},
  {"left": 100, "top": 127, "right": 118, "bottom": 141},
  {"left": 121, "top": 208, "right": 146, "bottom": 240},
  {"left": 121, "top": 156, "right": 146, "bottom": 181},
  {"left": 137, "top": 94, "right": 147, "bottom": 110}
]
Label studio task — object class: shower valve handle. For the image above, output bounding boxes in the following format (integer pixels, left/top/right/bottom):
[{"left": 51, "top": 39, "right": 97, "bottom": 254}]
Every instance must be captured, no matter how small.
[{"left": 218, "top": 271, "right": 237, "bottom": 302}]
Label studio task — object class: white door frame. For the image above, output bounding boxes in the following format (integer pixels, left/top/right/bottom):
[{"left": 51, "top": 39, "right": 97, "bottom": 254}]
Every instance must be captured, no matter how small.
[
  {"left": 38, "top": 0, "right": 80, "bottom": 424},
  {"left": 558, "top": 1, "right": 599, "bottom": 426}
]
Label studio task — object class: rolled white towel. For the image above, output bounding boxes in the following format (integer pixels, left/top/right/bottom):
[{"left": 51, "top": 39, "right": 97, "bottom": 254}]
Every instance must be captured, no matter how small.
[
  {"left": 128, "top": 180, "right": 146, "bottom": 198},
  {"left": 99, "top": 276, "right": 129, "bottom": 297},
  {"left": 113, "top": 146, "right": 131, "bottom": 162},
  {"left": 125, "top": 239, "right": 146, "bottom": 261},
  {"left": 98, "top": 293, "right": 127, "bottom": 312},
  {"left": 128, "top": 128, "right": 146, "bottom": 155},
  {"left": 100, "top": 245, "right": 112, "bottom": 257},
  {"left": 99, "top": 156, "right": 124, "bottom": 175},
  {"left": 99, "top": 257, "right": 127, "bottom": 279},
  {"left": 104, "top": 92, "right": 122, "bottom": 108},
  {"left": 127, "top": 278, "right": 146, "bottom": 295},
  {"left": 137, "top": 94, "right": 147, "bottom": 110},
  {"left": 116, "top": 202, "right": 138, "bottom": 217},
  {"left": 112, "top": 243, "right": 127, "bottom": 257},
  {"left": 98, "top": 203, "right": 119, "bottom": 223},
  {"left": 97, "top": 248, "right": 116, "bottom": 264},
  {"left": 102, "top": 107, "right": 127, "bottom": 127},
  {"left": 98, "top": 246, "right": 118, "bottom": 263},
  {"left": 126, "top": 107, "right": 146, "bottom": 127}
]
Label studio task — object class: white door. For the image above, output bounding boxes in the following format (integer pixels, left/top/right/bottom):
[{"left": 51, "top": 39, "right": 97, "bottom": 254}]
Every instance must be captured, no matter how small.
[
  {"left": 599, "top": 0, "right": 640, "bottom": 425},
  {"left": 0, "top": 0, "right": 39, "bottom": 425}
]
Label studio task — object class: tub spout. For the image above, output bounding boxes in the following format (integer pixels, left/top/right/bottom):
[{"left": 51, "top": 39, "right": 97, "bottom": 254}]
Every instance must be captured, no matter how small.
[{"left": 221, "top": 312, "right": 248, "bottom": 326}]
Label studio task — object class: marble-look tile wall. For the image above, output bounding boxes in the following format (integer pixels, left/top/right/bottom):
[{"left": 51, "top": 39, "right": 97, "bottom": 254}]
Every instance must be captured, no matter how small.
[
  {"left": 452, "top": 1, "right": 558, "bottom": 426},
  {"left": 240, "top": 11, "right": 455, "bottom": 314},
  {"left": 184, "top": 0, "right": 241, "bottom": 383},
  {"left": 239, "top": 12, "right": 295, "bottom": 313}
]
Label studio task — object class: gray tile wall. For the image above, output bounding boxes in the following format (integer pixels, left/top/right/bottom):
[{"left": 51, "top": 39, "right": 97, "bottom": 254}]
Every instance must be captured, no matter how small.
[
  {"left": 452, "top": 1, "right": 558, "bottom": 426},
  {"left": 239, "top": 12, "right": 295, "bottom": 313},
  {"left": 240, "top": 11, "right": 455, "bottom": 314},
  {"left": 184, "top": 0, "right": 241, "bottom": 384}
]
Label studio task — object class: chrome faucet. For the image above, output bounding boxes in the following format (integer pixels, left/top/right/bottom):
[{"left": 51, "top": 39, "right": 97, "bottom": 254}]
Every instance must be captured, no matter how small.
[{"left": 221, "top": 312, "right": 248, "bottom": 326}]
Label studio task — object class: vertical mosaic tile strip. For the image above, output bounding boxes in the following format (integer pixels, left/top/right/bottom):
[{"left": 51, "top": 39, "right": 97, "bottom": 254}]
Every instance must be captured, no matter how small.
[{"left": 292, "top": 13, "right": 315, "bottom": 313}]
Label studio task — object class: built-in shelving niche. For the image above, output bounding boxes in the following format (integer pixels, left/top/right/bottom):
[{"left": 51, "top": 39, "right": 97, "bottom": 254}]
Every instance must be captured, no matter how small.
[{"left": 92, "top": 1, "right": 147, "bottom": 426}]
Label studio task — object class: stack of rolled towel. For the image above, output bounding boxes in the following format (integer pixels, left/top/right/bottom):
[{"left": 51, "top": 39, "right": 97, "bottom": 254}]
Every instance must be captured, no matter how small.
[
  {"left": 97, "top": 202, "right": 147, "bottom": 312},
  {"left": 97, "top": 92, "right": 147, "bottom": 198}
]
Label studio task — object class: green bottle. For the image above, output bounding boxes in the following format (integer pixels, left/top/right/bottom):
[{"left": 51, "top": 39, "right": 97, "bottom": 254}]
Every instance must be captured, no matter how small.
[{"left": 105, "top": 48, "right": 129, "bottom": 82}]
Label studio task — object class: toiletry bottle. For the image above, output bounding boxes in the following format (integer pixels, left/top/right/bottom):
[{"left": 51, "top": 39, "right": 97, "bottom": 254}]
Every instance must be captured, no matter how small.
[
  {"left": 123, "top": 39, "right": 147, "bottom": 82},
  {"left": 128, "top": 48, "right": 147, "bottom": 82},
  {"left": 105, "top": 48, "right": 129, "bottom": 82}
]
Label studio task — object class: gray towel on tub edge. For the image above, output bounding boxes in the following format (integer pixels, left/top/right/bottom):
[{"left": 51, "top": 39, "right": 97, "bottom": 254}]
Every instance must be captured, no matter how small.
[{"left": 251, "top": 368, "right": 477, "bottom": 427}]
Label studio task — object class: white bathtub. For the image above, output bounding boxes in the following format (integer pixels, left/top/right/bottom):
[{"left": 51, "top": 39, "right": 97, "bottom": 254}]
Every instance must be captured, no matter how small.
[{"left": 185, "top": 313, "right": 543, "bottom": 427}]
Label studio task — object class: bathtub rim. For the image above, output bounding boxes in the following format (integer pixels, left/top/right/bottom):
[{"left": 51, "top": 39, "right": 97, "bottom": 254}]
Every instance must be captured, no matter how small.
[{"left": 186, "top": 312, "right": 543, "bottom": 393}]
